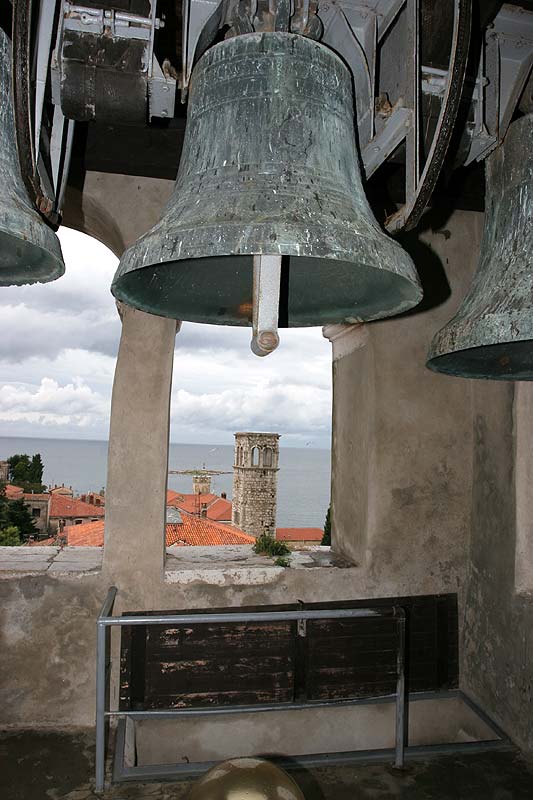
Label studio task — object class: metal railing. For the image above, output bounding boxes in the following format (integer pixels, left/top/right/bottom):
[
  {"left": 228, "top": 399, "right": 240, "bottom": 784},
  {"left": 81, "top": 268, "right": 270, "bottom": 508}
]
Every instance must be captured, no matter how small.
[{"left": 96, "top": 587, "right": 406, "bottom": 792}]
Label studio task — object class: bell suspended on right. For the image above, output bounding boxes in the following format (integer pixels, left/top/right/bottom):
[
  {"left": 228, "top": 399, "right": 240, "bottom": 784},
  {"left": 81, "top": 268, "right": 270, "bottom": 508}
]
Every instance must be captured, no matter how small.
[{"left": 427, "top": 113, "right": 533, "bottom": 380}]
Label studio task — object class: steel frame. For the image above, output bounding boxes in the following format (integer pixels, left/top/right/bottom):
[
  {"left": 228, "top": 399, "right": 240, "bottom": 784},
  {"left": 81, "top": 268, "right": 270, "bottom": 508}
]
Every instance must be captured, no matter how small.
[
  {"left": 95, "top": 587, "right": 407, "bottom": 792},
  {"left": 111, "top": 689, "right": 513, "bottom": 785}
]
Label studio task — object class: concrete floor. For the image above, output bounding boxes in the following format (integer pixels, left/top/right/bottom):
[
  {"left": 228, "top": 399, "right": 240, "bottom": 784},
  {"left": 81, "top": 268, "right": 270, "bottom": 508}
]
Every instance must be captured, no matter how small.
[{"left": 2, "top": 729, "right": 533, "bottom": 800}]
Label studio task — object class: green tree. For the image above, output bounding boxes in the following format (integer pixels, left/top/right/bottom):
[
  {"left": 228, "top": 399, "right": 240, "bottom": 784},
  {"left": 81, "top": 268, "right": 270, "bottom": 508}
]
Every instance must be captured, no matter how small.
[
  {"left": 4, "top": 499, "right": 37, "bottom": 539},
  {"left": 9, "top": 454, "right": 31, "bottom": 483},
  {"left": 7, "top": 453, "right": 45, "bottom": 492},
  {"left": 321, "top": 505, "right": 331, "bottom": 546},
  {"left": 0, "top": 525, "right": 22, "bottom": 546},
  {"left": 29, "top": 454, "right": 44, "bottom": 484}
]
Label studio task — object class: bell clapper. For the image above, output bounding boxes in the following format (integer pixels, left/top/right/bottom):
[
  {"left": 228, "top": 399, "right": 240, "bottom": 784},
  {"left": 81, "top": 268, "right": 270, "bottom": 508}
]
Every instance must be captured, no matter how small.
[{"left": 251, "top": 254, "right": 282, "bottom": 357}]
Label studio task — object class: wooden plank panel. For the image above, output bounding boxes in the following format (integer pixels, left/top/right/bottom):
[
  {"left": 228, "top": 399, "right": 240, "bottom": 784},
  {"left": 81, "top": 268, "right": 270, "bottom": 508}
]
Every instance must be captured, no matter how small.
[
  {"left": 142, "top": 618, "right": 295, "bottom": 709},
  {"left": 119, "top": 594, "right": 459, "bottom": 711}
]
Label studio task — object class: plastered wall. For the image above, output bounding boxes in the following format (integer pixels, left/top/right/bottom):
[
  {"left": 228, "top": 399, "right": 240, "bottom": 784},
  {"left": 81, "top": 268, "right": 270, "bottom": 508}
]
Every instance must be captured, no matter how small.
[
  {"left": 461, "top": 381, "right": 533, "bottom": 751},
  {"left": 330, "top": 210, "right": 482, "bottom": 601},
  {"left": 3, "top": 180, "right": 532, "bottom": 753}
]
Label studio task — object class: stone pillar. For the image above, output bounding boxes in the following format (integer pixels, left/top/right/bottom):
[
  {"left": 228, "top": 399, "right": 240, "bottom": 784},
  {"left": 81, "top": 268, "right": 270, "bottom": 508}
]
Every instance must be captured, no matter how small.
[
  {"left": 323, "top": 324, "right": 370, "bottom": 564},
  {"left": 513, "top": 383, "right": 533, "bottom": 594},
  {"left": 103, "top": 303, "right": 179, "bottom": 605}
]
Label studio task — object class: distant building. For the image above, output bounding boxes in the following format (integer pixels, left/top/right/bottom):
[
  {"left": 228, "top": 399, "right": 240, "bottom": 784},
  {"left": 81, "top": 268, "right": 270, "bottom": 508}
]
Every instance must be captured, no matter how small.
[
  {"left": 79, "top": 492, "right": 105, "bottom": 507},
  {"left": 232, "top": 432, "right": 280, "bottom": 538},
  {"left": 3, "top": 483, "right": 49, "bottom": 536},
  {"left": 276, "top": 528, "right": 324, "bottom": 548},
  {"left": 23, "top": 493, "right": 50, "bottom": 534},
  {"left": 50, "top": 484, "right": 74, "bottom": 497},
  {"left": 49, "top": 493, "right": 105, "bottom": 533},
  {"left": 192, "top": 472, "right": 211, "bottom": 495},
  {"left": 167, "top": 489, "right": 232, "bottom": 523}
]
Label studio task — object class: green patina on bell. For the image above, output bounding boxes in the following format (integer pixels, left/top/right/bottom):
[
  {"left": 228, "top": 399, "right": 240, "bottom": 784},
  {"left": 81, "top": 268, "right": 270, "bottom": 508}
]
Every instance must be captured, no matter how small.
[
  {"left": 427, "top": 113, "right": 533, "bottom": 380},
  {"left": 0, "top": 27, "right": 64, "bottom": 286},
  {"left": 112, "top": 32, "right": 422, "bottom": 327}
]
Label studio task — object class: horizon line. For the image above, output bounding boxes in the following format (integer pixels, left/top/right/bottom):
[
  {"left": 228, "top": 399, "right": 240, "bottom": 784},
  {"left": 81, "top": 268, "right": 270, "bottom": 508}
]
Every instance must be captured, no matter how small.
[{"left": 0, "top": 433, "right": 330, "bottom": 450}]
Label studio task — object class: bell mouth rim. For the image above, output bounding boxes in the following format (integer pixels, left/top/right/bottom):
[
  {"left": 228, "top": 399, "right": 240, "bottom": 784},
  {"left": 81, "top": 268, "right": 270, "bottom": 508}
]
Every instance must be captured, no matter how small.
[
  {"left": 0, "top": 230, "right": 65, "bottom": 286},
  {"left": 426, "top": 338, "right": 533, "bottom": 380},
  {"left": 112, "top": 252, "right": 422, "bottom": 328}
]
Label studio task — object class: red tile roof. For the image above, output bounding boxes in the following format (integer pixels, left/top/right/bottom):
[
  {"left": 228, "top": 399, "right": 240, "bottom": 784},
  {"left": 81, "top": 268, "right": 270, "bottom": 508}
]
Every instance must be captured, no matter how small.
[
  {"left": 65, "top": 521, "right": 104, "bottom": 547},
  {"left": 64, "top": 517, "right": 254, "bottom": 547},
  {"left": 4, "top": 484, "right": 23, "bottom": 499},
  {"left": 66, "top": 520, "right": 105, "bottom": 546},
  {"left": 276, "top": 527, "right": 324, "bottom": 542},
  {"left": 23, "top": 493, "right": 50, "bottom": 502},
  {"left": 206, "top": 498, "right": 233, "bottom": 521},
  {"left": 166, "top": 491, "right": 232, "bottom": 522},
  {"left": 49, "top": 493, "right": 105, "bottom": 519},
  {"left": 166, "top": 517, "right": 255, "bottom": 546}
]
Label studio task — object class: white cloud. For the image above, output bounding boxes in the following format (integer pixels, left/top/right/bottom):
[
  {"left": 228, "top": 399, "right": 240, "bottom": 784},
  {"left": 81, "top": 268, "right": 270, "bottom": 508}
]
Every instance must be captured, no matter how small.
[
  {"left": 0, "top": 228, "right": 332, "bottom": 444},
  {"left": 170, "top": 381, "right": 330, "bottom": 438},
  {"left": 0, "top": 377, "right": 109, "bottom": 428}
]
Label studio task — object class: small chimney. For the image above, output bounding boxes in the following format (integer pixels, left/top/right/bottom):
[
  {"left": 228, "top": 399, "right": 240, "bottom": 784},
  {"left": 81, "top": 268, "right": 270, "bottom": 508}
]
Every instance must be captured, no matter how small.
[
  {"left": 221, "top": 492, "right": 227, "bottom": 499},
  {"left": 201, "top": 502, "right": 208, "bottom": 518}
]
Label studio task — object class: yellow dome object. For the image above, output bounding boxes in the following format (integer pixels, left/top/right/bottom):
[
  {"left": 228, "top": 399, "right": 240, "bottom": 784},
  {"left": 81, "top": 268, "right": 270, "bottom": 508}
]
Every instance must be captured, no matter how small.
[{"left": 188, "top": 758, "right": 306, "bottom": 800}]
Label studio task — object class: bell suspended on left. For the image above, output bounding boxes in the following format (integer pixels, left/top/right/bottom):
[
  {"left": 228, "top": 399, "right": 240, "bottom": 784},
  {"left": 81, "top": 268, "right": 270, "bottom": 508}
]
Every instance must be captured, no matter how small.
[{"left": 0, "top": 26, "right": 64, "bottom": 287}]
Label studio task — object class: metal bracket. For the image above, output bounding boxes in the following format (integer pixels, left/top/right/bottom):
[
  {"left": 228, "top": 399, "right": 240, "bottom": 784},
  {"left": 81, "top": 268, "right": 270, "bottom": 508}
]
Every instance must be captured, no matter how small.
[
  {"left": 362, "top": 104, "right": 410, "bottom": 180},
  {"left": 149, "top": 56, "right": 177, "bottom": 120},
  {"left": 61, "top": 3, "right": 162, "bottom": 41}
]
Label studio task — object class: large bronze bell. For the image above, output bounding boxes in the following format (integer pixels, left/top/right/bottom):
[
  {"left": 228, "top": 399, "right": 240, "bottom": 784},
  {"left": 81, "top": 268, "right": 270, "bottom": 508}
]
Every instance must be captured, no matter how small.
[
  {"left": 112, "top": 32, "right": 421, "bottom": 331},
  {"left": 427, "top": 114, "right": 533, "bottom": 379},
  {"left": 0, "top": 28, "right": 64, "bottom": 286}
]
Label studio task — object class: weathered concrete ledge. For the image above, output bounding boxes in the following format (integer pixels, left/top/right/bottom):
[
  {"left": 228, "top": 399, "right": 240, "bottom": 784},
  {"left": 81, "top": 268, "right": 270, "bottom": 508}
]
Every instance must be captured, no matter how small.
[
  {"left": 164, "top": 545, "right": 353, "bottom": 585},
  {"left": 0, "top": 546, "right": 103, "bottom": 576}
]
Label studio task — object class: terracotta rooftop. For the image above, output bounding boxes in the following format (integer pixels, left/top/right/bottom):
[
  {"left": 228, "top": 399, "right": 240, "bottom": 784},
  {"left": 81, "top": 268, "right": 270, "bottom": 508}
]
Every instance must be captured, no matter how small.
[
  {"left": 4, "top": 484, "right": 23, "bottom": 500},
  {"left": 166, "top": 517, "right": 255, "bottom": 547},
  {"left": 66, "top": 520, "right": 106, "bottom": 546},
  {"left": 23, "top": 493, "right": 51, "bottom": 502},
  {"left": 63, "top": 516, "right": 254, "bottom": 547},
  {"left": 166, "top": 490, "right": 232, "bottom": 521},
  {"left": 276, "top": 527, "right": 324, "bottom": 542},
  {"left": 49, "top": 493, "right": 105, "bottom": 519},
  {"left": 207, "top": 497, "right": 233, "bottom": 521}
]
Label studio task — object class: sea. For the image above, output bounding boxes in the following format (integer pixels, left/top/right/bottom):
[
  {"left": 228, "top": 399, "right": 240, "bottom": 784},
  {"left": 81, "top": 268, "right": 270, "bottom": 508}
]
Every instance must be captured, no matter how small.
[{"left": 0, "top": 437, "right": 331, "bottom": 529}]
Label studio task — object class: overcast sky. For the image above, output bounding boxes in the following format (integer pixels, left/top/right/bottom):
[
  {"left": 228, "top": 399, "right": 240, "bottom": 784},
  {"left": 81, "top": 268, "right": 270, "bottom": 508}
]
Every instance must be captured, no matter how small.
[{"left": 0, "top": 228, "right": 332, "bottom": 448}]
